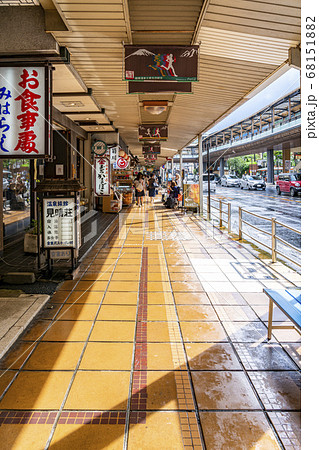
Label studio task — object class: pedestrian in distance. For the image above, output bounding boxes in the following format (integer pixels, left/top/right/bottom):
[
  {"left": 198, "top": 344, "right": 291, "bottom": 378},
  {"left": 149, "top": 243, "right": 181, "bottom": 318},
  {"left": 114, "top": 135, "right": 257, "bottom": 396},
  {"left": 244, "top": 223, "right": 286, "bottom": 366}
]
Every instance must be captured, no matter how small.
[
  {"left": 134, "top": 172, "right": 145, "bottom": 207},
  {"left": 148, "top": 173, "right": 158, "bottom": 206}
]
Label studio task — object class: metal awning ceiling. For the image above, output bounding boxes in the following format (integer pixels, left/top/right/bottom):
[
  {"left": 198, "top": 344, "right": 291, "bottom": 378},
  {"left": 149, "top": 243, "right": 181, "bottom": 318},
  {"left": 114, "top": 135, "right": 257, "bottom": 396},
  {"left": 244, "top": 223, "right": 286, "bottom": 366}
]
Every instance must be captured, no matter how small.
[{"left": 49, "top": 0, "right": 300, "bottom": 166}]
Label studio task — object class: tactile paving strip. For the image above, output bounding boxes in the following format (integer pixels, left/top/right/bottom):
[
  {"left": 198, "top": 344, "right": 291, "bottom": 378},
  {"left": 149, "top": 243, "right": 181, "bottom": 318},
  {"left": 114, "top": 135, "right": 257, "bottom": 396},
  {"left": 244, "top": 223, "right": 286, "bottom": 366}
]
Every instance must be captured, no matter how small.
[{"left": 130, "top": 247, "right": 148, "bottom": 423}]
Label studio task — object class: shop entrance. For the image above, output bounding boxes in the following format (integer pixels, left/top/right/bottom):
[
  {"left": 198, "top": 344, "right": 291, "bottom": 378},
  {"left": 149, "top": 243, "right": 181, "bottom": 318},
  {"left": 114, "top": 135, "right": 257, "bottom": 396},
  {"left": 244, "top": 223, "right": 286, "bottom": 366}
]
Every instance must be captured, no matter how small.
[{"left": 3, "top": 159, "right": 31, "bottom": 239}]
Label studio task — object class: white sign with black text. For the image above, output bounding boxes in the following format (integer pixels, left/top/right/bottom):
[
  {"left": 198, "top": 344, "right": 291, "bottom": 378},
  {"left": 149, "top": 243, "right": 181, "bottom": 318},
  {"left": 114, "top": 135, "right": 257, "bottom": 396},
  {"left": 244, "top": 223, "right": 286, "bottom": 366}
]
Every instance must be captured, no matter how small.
[
  {"left": 43, "top": 198, "right": 76, "bottom": 248},
  {"left": 94, "top": 156, "right": 111, "bottom": 196}
]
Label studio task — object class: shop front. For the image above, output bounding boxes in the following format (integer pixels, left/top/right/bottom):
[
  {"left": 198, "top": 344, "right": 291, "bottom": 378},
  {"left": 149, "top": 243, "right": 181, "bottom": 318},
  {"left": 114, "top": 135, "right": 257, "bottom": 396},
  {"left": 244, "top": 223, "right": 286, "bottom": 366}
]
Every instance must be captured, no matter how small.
[{"left": 2, "top": 159, "right": 31, "bottom": 239}]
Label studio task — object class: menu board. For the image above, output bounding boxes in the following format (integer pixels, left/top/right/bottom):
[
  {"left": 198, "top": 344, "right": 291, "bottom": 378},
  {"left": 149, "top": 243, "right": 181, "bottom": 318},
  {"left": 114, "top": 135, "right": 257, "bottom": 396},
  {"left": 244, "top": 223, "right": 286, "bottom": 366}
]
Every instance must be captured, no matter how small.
[{"left": 43, "top": 197, "right": 77, "bottom": 248}]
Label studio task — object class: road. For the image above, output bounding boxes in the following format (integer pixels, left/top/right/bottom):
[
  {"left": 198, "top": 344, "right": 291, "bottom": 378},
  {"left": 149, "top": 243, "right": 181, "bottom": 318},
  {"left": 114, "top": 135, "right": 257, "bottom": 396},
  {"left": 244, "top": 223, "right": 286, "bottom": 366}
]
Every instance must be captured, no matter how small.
[{"left": 203, "top": 184, "right": 301, "bottom": 270}]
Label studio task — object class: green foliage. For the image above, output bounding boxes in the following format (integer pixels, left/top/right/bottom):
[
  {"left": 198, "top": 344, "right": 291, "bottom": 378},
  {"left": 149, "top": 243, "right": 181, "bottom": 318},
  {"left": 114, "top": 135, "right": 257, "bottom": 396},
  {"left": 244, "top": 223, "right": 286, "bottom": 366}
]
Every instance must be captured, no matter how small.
[
  {"left": 26, "top": 219, "right": 41, "bottom": 235},
  {"left": 227, "top": 156, "right": 250, "bottom": 177}
]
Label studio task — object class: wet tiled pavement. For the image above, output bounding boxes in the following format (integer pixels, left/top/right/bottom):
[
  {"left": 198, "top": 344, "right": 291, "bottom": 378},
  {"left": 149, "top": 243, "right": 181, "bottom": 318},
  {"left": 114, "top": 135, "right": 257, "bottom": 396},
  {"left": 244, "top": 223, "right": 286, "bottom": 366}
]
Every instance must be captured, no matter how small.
[{"left": 0, "top": 199, "right": 301, "bottom": 449}]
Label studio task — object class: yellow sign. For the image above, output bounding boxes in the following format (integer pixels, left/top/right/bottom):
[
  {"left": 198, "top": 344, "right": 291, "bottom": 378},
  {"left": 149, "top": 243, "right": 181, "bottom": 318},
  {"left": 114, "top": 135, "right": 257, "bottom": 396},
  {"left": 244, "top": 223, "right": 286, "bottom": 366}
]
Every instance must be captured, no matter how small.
[{"left": 189, "top": 183, "right": 199, "bottom": 205}]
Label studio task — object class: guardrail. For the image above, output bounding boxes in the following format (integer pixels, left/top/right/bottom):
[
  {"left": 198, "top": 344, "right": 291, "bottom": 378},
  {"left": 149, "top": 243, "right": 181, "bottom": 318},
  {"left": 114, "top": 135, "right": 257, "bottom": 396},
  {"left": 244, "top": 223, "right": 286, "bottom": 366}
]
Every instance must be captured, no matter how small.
[
  {"left": 208, "top": 197, "right": 231, "bottom": 233},
  {"left": 205, "top": 198, "right": 301, "bottom": 268}
]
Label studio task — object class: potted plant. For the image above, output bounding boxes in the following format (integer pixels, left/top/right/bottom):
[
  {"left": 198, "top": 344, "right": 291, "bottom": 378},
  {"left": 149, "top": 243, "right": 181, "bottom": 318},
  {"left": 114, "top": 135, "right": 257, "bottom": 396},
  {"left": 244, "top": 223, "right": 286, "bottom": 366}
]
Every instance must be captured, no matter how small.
[{"left": 24, "top": 219, "right": 41, "bottom": 254}]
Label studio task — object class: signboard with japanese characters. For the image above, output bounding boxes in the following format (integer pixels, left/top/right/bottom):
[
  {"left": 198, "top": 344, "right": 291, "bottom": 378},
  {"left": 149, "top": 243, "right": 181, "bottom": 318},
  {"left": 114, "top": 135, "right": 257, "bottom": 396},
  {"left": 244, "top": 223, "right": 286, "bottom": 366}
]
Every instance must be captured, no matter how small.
[
  {"left": 50, "top": 249, "right": 72, "bottom": 260},
  {"left": 139, "top": 124, "right": 168, "bottom": 141},
  {"left": 92, "top": 140, "right": 108, "bottom": 156},
  {"left": 142, "top": 144, "right": 161, "bottom": 154},
  {"left": 124, "top": 45, "right": 199, "bottom": 82},
  {"left": 128, "top": 81, "right": 192, "bottom": 94},
  {"left": 116, "top": 156, "right": 129, "bottom": 170},
  {"left": 109, "top": 145, "right": 118, "bottom": 162},
  {"left": 94, "top": 156, "right": 111, "bottom": 196},
  {"left": 0, "top": 66, "right": 51, "bottom": 158},
  {"left": 43, "top": 198, "right": 77, "bottom": 248},
  {"left": 145, "top": 154, "right": 157, "bottom": 162}
]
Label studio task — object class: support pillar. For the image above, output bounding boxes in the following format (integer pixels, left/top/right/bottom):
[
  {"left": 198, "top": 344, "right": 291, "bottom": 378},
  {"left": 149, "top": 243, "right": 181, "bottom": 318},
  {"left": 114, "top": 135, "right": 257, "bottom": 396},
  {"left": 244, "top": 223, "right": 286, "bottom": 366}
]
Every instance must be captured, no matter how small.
[
  {"left": 179, "top": 151, "right": 183, "bottom": 184},
  {"left": 84, "top": 135, "right": 93, "bottom": 210},
  {"left": 219, "top": 157, "right": 225, "bottom": 177},
  {"left": 267, "top": 149, "right": 275, "bottom": 184},
  {"left": 198, "top": 134, "right": 204, "bottom": 215},
  {"left": 282, "top": 143, "right": 291, "bottom": 173},
  {"left": 179, "top": 151, "right": 183, "bottom": 203},
  {"left": 29, "top": 160, "right": 37, "bottom": 222},
  {"left": 207, "top": 143, "right": 211, "bottom": 220}
]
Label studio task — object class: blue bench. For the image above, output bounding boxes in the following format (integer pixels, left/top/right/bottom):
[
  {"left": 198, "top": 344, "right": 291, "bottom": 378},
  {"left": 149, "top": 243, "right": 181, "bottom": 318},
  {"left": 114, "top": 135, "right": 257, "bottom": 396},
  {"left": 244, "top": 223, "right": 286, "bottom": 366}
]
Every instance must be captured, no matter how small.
[{"left": 263, "top": 289, "right": 301, "bottom": 340}]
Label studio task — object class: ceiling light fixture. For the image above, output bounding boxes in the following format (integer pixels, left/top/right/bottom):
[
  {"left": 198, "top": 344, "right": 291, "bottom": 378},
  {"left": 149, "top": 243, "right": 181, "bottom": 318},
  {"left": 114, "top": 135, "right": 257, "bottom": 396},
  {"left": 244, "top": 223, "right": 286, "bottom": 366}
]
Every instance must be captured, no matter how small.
[
  {"left": 143, "top": 100, "right": 168, "bottom": 115},
  {"left": 61, "top": 101, "right": 85, "bottom": 108}
]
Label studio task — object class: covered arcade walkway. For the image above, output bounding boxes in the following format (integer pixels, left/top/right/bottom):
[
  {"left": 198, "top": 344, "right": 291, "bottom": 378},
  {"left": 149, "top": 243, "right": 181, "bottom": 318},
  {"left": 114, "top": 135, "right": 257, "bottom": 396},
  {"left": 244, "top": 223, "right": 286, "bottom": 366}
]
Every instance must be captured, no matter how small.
[{"left": 0, "top": 199, "right": 301, "bottom": 449}]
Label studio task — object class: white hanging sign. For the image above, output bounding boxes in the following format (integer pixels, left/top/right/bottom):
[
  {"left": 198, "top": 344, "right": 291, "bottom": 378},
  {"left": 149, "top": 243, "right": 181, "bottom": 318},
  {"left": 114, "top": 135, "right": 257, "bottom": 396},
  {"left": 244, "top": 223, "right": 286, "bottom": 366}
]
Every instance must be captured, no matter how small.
[
  {"left": 94, "top": 156, "right": 111, "bottom": 196},
  {"left": 0, "top": 66, "right": 49, "bottom": 158}
]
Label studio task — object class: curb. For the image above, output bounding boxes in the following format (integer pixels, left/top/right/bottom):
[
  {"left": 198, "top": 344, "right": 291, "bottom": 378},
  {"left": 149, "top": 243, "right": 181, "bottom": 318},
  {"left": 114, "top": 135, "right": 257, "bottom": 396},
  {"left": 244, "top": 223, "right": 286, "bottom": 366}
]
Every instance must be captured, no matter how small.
[{"left": 0, "top": 294, "right": 50, "bottom": 360}]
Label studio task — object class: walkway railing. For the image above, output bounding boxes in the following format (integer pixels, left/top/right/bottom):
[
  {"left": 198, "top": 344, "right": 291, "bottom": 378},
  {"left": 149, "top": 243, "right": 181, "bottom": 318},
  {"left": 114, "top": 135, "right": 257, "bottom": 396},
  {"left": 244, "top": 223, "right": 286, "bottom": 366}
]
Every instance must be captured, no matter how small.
[
  {"left": 205, "top": 199, "right": 301, "bottom": 268},
  {"left": 208, "top": 197, "right": 231, "bottom": 233}
]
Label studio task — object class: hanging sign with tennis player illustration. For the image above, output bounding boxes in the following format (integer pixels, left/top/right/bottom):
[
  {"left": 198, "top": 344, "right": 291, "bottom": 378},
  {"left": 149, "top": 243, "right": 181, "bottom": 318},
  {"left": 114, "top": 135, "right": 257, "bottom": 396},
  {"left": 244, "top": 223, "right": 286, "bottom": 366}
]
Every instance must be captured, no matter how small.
[
  {"left": 124, "top": 45, "right": 199, "bottom": 82},
  {"left": 139, "top": 124, "right": 168, "bottom": 141}
]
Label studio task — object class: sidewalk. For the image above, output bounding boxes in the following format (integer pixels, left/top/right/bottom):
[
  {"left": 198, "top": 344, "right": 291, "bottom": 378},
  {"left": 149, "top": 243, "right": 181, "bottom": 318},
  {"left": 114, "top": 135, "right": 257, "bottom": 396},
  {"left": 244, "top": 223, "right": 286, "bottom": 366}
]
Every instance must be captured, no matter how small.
[{"left": 0, "top": 198, "right": 301, "bottom": 449}]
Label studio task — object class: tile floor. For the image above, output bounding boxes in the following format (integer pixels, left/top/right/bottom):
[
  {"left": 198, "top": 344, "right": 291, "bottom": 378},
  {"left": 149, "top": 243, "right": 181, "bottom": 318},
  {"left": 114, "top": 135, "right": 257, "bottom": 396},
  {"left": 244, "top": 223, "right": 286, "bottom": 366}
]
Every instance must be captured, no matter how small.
[{"left": 0, "top": 199, "right": 301, "bottom": 449}]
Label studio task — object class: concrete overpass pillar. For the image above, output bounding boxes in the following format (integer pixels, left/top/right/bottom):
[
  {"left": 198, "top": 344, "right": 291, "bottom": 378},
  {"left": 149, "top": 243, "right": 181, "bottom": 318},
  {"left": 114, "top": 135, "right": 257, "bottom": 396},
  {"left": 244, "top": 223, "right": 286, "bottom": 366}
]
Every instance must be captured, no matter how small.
[
  {"left": 282, "top": 143, "right": 291, "bottom": 172},
  {"left": 267, "top": 149, "right": 275, "bottom": 184},
  {"left": 219, "top": 157, "right": 225, "bottom": 177}
]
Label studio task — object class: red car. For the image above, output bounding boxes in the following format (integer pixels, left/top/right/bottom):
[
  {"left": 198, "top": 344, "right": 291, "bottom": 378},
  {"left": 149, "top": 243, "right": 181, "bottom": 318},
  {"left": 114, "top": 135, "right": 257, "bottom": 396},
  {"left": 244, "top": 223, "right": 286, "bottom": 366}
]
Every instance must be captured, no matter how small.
[{"left": 275, "top": 173, "right": 301, "bottom": 197}]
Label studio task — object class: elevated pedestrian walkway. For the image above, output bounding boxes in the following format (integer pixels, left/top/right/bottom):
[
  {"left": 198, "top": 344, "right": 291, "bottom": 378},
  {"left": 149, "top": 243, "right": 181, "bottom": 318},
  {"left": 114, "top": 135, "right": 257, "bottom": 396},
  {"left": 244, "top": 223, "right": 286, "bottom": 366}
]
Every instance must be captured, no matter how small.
[{"left": 0, "top": 198, "right": 301, "bottom": 449}]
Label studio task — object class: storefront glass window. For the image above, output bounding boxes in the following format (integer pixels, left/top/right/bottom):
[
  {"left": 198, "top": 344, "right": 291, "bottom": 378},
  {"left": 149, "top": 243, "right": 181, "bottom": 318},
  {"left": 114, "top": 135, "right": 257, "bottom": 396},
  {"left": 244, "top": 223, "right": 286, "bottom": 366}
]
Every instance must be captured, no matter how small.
[{"left": 3, "top": 159, "right": 30, "bottom": 236}]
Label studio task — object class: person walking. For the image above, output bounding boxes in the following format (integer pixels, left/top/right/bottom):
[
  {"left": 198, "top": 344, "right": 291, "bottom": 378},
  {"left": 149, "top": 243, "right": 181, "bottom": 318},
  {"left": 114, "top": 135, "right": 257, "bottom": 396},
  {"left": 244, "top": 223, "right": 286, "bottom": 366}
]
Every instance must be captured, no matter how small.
[
  {"left": 134, "top": 173, "right": 145, "bottom": 207},
  {"left": 148, "top": 173, "right": 157, "bottom": 206}
]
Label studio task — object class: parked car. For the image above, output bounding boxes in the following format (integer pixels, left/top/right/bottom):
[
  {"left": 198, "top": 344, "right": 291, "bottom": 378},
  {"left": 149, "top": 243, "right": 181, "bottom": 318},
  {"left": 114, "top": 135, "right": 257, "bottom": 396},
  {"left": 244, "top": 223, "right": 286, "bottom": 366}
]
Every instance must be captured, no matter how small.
[
  {"left": 240, "top": 175, "right": 266, "bottom": 190},
  {"left": 202, "top": 174, "right": 219, "bottom": 192},
  {"left": 275, "top": 173, "right": 301, "bottom": 197},
  {"left": 220, "top": 174, "right": 240, "bottom": 187}
]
